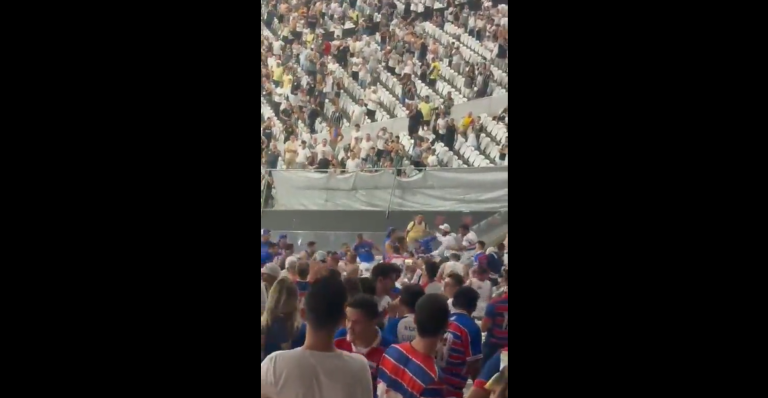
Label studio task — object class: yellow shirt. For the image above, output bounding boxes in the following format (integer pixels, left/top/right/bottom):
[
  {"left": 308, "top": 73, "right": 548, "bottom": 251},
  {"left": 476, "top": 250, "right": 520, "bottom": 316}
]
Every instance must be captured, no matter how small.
[
  {"left": 283, "top": 75, "right": 292, "bottom": 91},
  {"left": 284, "top": 141, "right": 298, "bottom": 158},
  {"left": 306, "top": 33, "right": 315, "bottom": 46},
  {"left": 429, "top": 62, "right": 441, "bottom": 79},
  {"left": 272, "top": 66, "right": 284, "bottom": 82},
  {"left": 461, "top": 116, "right": 473, "bottom": 129},
  {"left": 349, "top": 11, "right": 359, "bottom": 23},
  {"left": 419, "top": 102, "right": 432, "bottom": 121},
  {"left": 406, "top": 221, "right": 429, "bottom": 243}
]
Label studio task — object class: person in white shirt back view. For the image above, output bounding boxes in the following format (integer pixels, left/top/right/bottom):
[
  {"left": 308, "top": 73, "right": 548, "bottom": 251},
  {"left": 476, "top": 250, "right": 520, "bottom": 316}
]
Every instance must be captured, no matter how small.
[
  {"left": 262, "top": 276, "right": 373, "bottom": 398},
  {"left": 468, "top": 266, "right": 493, "bottom": 319},
  {"left": 439, "top": 252, "right": 467, "bottom": 281},
  {"left": 351, "top": 99, "right": 366, "bottom": 126}
]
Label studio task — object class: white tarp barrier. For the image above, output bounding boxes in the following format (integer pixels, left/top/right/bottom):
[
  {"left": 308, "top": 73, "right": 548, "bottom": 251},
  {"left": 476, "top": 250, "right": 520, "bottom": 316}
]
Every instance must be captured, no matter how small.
[{"left": 271, "top": 167, "right": 508, "bottom": 211}]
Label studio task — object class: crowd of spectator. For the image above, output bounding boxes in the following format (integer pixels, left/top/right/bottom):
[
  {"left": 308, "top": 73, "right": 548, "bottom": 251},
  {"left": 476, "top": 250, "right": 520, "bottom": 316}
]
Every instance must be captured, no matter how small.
[
  {"left": 261, "top": 217, "right": 509, "bottom": 397},
  {"left": 261, "top": 0, "right": 509, "bottom": 179}
]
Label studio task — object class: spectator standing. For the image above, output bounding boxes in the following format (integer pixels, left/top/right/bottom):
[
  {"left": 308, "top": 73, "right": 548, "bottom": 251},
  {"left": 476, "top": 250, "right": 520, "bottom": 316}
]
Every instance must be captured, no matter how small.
[
  {"left": 261, "top": 278, "right": 302, "bottom": 361},
  {"left": 376, "top": 293, "right": 450, "bottom": 398},
  {"left": 284, "top": 134, "right": 298, "bottom": 168},
  {"left": 295, "top": 140, "right": 311, "bottom": 169},
  {"left": 444, "top": 118, "right": 457, "bottom": 149},
  {"left": 333, "top": 295, "right": 394, "bottom": 388},
  {"left": 480, "top": 268, "right": 508, "bottom": 365},
  {"left": 383, "top": 284, "right": 425, "bottom": 344},
  {"left": 370, "top": 262, "right": 402, "bottom": 322},
  {"left": 443, "top": 272, "right": 465, "bottom": 313},
  {"left": 422, "top": 260, "right": 443, "bottom": 294},
  {"left": 440, "top": 286, "right": 484, "bottom": 398},
  {"left": 261, "top": 276, "right": 373, "bottom": 398},
  {"left": 468, "top": 264, "right": 493, "bottom": 319},
  {"left": 366, "top": 87, "right": 380, "bottom": 121}
]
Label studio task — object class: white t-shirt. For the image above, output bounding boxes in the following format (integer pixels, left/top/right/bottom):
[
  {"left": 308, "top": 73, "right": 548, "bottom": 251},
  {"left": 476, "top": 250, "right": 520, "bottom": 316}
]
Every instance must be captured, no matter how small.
[
  {"left": 351, "top": 58, "right": 361, "bottom": 72},
  {"left": 462, "top": 231, "right": 478, "bottom": 250},
  {"left": 376, "top": 130, "right": 387, "bottom": 150},
  {"left": 351, "top": 129, "right": 364, "bottom": 141},
  {"left": 316, "top": 144, "right": 332, "bottom": 159},
  {"left": 388, "top": 53, "right": 400, "bottom": 68},
  {"left": 262, "top": 348, "right": 373, "bottom": 398},
  {"left": 447, "top": 298, "right": 456, "bottom": 313},
  {"left": 432, "top": 233, "right": 461, "bottom": 257},
  {"left": 375, "top": 295, "right": 393, "bottom": 322},
  {"left": 395, "top": 314, "right": 418, "bottom": 343},
  {"left": 297, "top": 147, "right": 312, "bottom": 163},
  {"left": 468, "top": 278, "right": 493, "bottom": 318},
  {"left": 441, "top": 261, "right": 464, "bottom": 278},
  {"left": 367, "top": 93, "right": 379, "bottom": 111},
  {"left": 403, "top": 61, "right": 414, "bottom": 76},
  {"left": 272, "top": 40, "right": 283, "bottom": 55},
  {"left": 424, "top": 281, "right": 443, "bottom": 294},
  {"left": 347, "top": 158, "right": 362, "bottom": 172},
  {"left": 360, "top": 140, "right": 375, "bottom": 154},
  {"left": 351, "top": 105, "right": 366, "bottom": 125}
]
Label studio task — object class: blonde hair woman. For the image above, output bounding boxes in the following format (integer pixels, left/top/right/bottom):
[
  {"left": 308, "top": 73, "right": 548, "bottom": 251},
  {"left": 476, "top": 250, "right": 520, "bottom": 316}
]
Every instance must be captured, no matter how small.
[{"left": 261, "top": 277, "right": 301, "bottom": 361}]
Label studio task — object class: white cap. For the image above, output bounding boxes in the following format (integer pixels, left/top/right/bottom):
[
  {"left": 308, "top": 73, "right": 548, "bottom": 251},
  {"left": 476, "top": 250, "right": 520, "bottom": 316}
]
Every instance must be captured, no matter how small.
[
  {"left": 261, "top": 263, "right": 281, "bottom": 278},
  {"left": 439, "top": 224, "right": 451, "bottom": 232}
]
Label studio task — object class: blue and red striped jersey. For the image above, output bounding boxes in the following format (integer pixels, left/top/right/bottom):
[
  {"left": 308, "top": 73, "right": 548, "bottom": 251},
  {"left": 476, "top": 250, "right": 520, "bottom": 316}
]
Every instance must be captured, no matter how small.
[
  {"left": 483, "top": 293, "right": 508, "bottom": 346},
  {"left": 295, "top": 280, "right": 310, "bottom": 299},
  {"left": 295, "top": 280, "right": 310, "bottom": 313},
  {"left": 334, "top": 328, "right": 393, "bottom": 397},
  {"left": 438, "top": 312, "right": 483, "bottom": 397},
  {"left": 377, "top": 343, "right": 445, "bottom": 398},
  {"left": 473, "top": 347, "right": 508, "bottom": 390}
]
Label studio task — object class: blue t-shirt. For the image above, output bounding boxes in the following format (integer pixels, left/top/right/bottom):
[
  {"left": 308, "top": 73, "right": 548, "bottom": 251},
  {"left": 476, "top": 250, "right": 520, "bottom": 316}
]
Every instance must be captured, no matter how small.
[
  {"left": 261, "top": 240, "right": 275, "bottom": 265},
  {"left": 291, "top": 322, "right": 307, "bottom": 348},
  {"left": 474, "top": 348, "right": 506, "bottom": 390},
  {"left": 354, "top": 240, "right": 375, "bottom": 263},
  {"left": 486, "top": 253, "right": 503, "bottom": 276}
]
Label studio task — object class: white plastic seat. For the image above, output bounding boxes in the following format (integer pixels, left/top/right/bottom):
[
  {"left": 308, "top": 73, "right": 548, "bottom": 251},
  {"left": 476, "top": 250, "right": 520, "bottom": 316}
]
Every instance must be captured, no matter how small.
[
  {"left": 468, "top": 151, "right": 479, "bottom": 165},
  {"left": 461, "top": 145, "right": 472, "bottom": 159},
  {"left": 480, "top": 137, "right": 491, "bottom": 152},
  {"left": 472, "top": 155, "right": 483, "bottom": 167}
]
